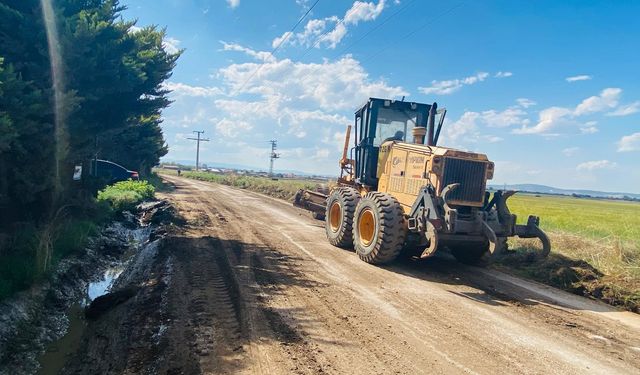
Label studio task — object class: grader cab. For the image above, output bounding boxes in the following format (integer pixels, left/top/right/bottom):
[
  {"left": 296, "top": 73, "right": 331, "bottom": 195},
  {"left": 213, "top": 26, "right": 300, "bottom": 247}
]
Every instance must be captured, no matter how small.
[{"left": 294, "top": 98, "right": 550, "bottom": 265}]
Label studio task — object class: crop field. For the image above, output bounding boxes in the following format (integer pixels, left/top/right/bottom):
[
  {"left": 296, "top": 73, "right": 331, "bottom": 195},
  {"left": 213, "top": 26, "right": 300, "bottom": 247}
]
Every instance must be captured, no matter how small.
[
  {"left": 503, "top": 193, "right": 639, "bottom": 311},
  {"left": 508, "top": 193, "right": 640, "bottom": 244}
]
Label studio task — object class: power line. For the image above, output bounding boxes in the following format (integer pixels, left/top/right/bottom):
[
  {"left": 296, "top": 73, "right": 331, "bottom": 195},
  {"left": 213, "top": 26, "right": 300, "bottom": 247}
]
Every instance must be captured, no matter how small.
[
  {"left": 297, "top": 1, "right": 367, "bottom": 61},
  {"left": 336, "top": 0, "right": 418, "bottom": 56},
  {"left": 358, "top": 1, "right": 465, "bottom": 66},
  {"left": 297, "top": 1, "right": 465, "bottom": 97},
  {"left": 273, "top": 0, "right": 321, "bottom": 54},
  {"left": 232, "top": 0, "right": 321, "bottom": 96},
  {"left": 187, "top": 130, "right": 209, "bottom": 171},
  {"left": 289, "top": 1, "right": 464, "bottom": 96}
]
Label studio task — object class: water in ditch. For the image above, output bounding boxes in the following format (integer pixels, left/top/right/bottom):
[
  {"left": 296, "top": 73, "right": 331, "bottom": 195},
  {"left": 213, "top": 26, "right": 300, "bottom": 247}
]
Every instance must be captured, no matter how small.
[{"left": 34, "top": 227, "right": 150, "bottom": 375}]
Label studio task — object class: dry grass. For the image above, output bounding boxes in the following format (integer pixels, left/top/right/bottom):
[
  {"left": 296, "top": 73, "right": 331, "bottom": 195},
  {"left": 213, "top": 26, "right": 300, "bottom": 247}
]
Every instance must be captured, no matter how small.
[
  {"left": 502, "top": 230, "right": 640, "bottom": 312},
  {"left": 162, "top": 170, "right": 325, "bottom": 201},
  {"left": 500, "top": 194, "right": 640, "bottom": 312}
]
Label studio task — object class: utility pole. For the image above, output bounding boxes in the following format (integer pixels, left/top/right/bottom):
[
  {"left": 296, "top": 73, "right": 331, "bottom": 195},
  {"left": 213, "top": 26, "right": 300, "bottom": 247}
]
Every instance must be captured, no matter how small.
[
  {"left": 268, "top": 140, "right": 280, "bottom": 177},
  {"left": 187, "top": 131, "right": 209, "bottom": 171}
]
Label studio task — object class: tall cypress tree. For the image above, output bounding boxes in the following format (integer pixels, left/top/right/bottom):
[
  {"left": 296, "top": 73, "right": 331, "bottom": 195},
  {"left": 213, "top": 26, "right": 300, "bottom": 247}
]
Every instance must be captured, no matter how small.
[{"left": 0, "top": 0, "right": 179, "bottom": 225}]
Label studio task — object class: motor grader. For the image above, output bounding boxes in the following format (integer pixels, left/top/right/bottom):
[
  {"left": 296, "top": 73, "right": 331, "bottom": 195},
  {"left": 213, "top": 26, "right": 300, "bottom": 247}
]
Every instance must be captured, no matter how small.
[{"left": 294, "top": 98, "right": 550, "bottom": 265}]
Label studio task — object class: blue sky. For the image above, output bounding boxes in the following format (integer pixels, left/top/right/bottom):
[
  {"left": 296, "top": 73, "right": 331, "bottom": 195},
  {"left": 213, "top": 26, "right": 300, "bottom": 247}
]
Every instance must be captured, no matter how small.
[{"left": 123, "top": 0, "right": 640, "bottom": 193}]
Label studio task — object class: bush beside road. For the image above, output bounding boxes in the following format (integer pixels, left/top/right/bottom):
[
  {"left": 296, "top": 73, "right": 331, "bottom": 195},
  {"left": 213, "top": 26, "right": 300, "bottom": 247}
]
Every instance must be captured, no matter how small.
[{"left": 0, "top": 180, "right": 156, "bottom": 302}]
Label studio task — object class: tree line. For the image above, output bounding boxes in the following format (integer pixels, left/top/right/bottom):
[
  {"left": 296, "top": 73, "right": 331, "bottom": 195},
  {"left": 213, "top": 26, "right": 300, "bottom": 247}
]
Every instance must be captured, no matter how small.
[{"left": 0, "top": 0, "right": 178, "bottom": 227}]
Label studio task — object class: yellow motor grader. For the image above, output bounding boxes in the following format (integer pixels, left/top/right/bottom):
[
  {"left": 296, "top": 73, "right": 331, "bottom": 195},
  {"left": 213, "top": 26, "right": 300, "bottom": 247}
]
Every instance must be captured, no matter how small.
[{"left": 294, "top": 98, "right": 550, "bottom": 265}]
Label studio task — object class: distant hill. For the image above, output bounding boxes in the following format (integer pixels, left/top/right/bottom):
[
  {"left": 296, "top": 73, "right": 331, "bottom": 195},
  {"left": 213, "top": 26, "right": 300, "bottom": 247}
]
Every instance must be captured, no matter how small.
[{"left": 488, "top": 184, "right": 640, "bottom": 200}]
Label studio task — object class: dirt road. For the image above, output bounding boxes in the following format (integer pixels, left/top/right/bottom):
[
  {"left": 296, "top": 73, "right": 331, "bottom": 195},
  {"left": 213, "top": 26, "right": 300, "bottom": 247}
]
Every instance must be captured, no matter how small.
[
  {"left": 65, "top": 175, "right": 640, "bottom": 374},
  {"left": 150, "top": 175, "right": 640, "bottom": 375}
]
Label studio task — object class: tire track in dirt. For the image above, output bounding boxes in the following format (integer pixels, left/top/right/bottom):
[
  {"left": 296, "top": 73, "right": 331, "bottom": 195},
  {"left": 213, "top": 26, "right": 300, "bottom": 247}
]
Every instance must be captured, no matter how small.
[{"left": 194, "top": 193, "right": 326, "bottom": 374}]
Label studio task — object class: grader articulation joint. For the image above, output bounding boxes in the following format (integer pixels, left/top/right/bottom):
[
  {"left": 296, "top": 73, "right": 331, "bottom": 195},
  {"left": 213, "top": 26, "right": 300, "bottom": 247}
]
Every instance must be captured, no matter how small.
[{"left": 294, "top": 98, "right": 550, "bottom": 265}]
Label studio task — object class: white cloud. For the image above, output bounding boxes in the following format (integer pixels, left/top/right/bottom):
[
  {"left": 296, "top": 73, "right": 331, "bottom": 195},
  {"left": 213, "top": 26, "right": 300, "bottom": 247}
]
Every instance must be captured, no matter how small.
[
  {"left": 169, "top": 42, "right": 402, "bottom": 152},
  {"left": 607, "top": 101, "right": 640, "bottom": 117},
  {"left": 272, "top": 18, "right": 329, "bottom": 49},
  {"left": 418, "top": 72, "right": 489, "bottom": 95},
  {"left": 576, "top": 160, "right": 617, "bottom": 171},
  {"left": 562, "top": 147, "right": 579, "bottom": 157},
  {"left": 439, "top": 109, "right": 508, "bottom": 148},
  {"left": 313, "top": 148, "right": 330, "bottom": 160},
  {"left": 514, "top": 88, "right": 621, "bottom": 134},
  {"left": 443, "top": 112, "right": 480, "bottom": 143},
  {"left": 220, "top": 41, "right": 275, "bottom": 62},
  {"left": 440, "top": 107, "right": 527, "bottom": 146},
  {"left": 495, "top": 71, "right": 513, "bottom": 78},
  {"left": 574, "top": 88, "right": 620, "bottom": 116},
  {"left": 579, "top": 121, "right": 598, "bottom": 134},
  {"left": 318, "top": 22, "right": 348, "bottom": 48},
  {"left": 163, "top": 82, "right": 223, "bottom": 97},
  {"left": 226, "top": 0, "right": 240, "bottom": 9},
  {"left": 271, "top": 1, "right": 387, "bottom": 49},
  {"left": 129, "top": 25, "right": 142, "bottom": 33},
  {"left": 215, "top": 118, "right": 252, "bottom": 138},
  {"left": 481, "top": 108, "right": 528, "bottom": 128},
  {"left": 516, "top": 98, "right": 536, "bottom": 108},
  {"left": 566, "top": 75, "right": 592, "bottom": 82},
  {"left": 513, "top": 106, "right": 572, "bottom": 134},
  {"left": 344, "top": 0, "right": 386, "bottom": 24},
  {"left": 617, "top": 132, "right": 640, "bottom": 152},
  {"left": 484, "top": 135, "right": 503, "bottom": 143},
  {"left": 162, "top": 37, "right": 181, "bottom": 54},
  {"left": 219, "top": 44, "right": 406, "bottom": 111}
]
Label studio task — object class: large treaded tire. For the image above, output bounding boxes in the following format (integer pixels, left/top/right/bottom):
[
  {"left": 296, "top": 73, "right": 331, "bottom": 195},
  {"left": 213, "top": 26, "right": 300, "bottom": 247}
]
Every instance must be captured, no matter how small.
[
  {"left": 353, "top": 192, "right": 407, "bottom": 264},
  {"left": 325, "top": 187, "right": 360, "bottom": 248}
]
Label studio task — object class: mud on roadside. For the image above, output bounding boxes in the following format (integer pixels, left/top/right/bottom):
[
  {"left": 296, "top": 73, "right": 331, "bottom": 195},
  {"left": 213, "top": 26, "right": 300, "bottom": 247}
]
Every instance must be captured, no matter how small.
[{"left": 0, "top": 200, "right": 181, "bottom": 375}]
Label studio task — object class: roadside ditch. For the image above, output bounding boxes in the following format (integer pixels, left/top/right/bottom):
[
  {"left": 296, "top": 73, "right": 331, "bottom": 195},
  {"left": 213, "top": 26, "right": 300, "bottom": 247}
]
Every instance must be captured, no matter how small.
[{"left": 0, "top": 200, "right": 180, "bottom": 375}]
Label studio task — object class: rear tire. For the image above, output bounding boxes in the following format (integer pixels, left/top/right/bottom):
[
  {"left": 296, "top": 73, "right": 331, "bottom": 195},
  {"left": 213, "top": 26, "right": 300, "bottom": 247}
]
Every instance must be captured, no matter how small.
[
  {"left": 353, "top": 192, "right": 406, "bottom": 264},
  {"left": 325, "top": 187, "right": 360, "bottom": 248}
]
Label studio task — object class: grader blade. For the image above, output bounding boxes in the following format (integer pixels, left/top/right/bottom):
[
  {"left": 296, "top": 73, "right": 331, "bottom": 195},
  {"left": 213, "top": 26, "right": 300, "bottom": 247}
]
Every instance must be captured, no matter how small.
[{"left": 514, "top": 215, "right": 551, "bottom": 258}]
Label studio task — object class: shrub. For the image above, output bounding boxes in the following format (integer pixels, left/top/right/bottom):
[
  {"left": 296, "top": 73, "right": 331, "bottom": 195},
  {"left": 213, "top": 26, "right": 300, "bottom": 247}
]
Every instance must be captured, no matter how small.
[{"left": 97, "top": 180, "right": 155, "bottom": 211}]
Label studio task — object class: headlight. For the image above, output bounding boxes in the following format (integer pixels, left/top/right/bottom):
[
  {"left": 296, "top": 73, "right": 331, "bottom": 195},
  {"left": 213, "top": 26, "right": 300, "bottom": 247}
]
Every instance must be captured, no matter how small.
[
  {"left": 431, "top": 156, "right": 442, "bottom": 173},
  {"left": 486, "top": 162, "right": 494, "bottom": 180}
]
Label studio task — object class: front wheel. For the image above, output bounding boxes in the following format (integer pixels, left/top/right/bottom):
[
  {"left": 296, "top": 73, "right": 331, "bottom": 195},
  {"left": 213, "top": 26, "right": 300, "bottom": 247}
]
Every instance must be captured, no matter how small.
[{"left": 353, "top": 192, "right": 406, "bottom": 264}]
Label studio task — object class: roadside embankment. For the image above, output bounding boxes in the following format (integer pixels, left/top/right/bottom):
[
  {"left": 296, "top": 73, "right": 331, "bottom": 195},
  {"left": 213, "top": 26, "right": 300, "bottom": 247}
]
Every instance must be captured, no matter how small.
[{"left": 0, "top": 192, "right": 179, "bottom": 374}]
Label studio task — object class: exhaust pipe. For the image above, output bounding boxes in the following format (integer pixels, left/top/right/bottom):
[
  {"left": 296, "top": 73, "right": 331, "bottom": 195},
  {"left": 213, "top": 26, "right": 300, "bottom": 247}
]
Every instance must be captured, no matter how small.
[{"left": 426, "top": 102, "right": 437, "bottom": 146}]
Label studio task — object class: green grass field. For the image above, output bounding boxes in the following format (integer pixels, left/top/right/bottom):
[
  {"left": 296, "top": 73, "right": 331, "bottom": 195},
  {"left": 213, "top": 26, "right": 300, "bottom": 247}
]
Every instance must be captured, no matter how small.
[
  {"left": 503, "top": 193, "right": 639, "bottom": 312},
  {"left": 508, "top": 193, "right": 640, "bottom": 245}
]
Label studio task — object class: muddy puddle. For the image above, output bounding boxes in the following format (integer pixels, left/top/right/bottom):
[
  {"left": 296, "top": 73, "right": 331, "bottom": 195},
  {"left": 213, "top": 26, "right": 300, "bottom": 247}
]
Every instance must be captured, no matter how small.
[
  {"left": 32, "top": 221, "right": 157, "bottom": 375},
  {"left": 0, "top": 216, "right": 157, "bottom": 375},
  {"left": 34, "top": 265, "right": 126, "bottom": 375}
]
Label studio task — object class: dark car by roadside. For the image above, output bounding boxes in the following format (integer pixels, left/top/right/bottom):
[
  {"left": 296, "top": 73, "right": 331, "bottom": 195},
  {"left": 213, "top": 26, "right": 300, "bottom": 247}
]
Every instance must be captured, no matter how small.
[{"left": 90, "top": 159, "right": 139, "bottom": 184}]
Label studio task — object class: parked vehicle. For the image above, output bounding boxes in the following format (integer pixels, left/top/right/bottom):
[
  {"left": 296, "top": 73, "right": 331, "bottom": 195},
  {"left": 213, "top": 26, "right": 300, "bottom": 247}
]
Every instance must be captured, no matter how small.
[{"left": 90, "top": 159, "right": 139, "bottom": 183}]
